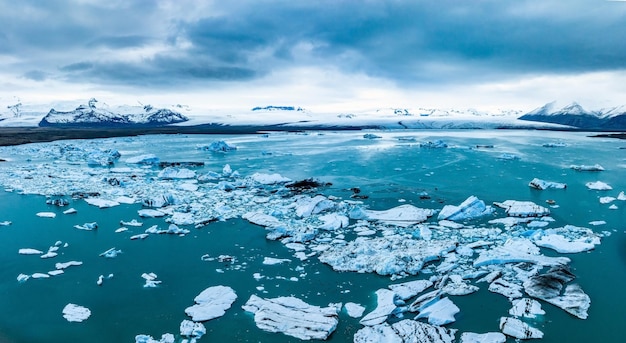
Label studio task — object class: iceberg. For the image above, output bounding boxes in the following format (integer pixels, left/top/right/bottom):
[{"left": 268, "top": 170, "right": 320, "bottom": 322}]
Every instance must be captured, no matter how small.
[
  {"left": 199, "top": 141, "right": 237, "bottom": 152},
  {"left": 141, "top": 272, "right": 161, "bottom": 288},
  {"left": 585, "top": 181, "right": 612, "bottom": 190},
  {"left": 135, "top": 334, "right": 175, "bottom": 343},
  {"left": 570, "top": 164, "right": 604, "bottom": 171},
  {"left": 36, "top": 212, "right": 56, "bottom": 218},
  {"left": 523, "top": 266, "right": 590, "bottom": 319},
  {"left": 242, "top": 295, "right": 339, "bottom": 340},
  {"left": 158, "top": 167, "right": 196, "bottom": 179},
  {"left": 318, "top": 213, "right": 349, "bottom": 230},
  {"left": 437, "top": 196, "right": 493, "bottom": 221},
  {"left": 352, "top": 204, "right": 434, "bottom": 225},
  {"left": 474, "top": 238, "right": 570, "bottom": 267},
  {"left": 354, "top": 320, "right": 456, "bottom": 343},
  {"left": 295, "top": 195, "right": 334, "bottom": 217},
  {"left": 138, "top": 209, "right": 166, "bottom": 218},
  {"left": 528, "top": 178, "right": 566, "bottom": 190},
  {"left": 55, "top": 261, "right": 83, "bottom": 270},
  {"left": 125, "top": 154, "right": 160, "bottom": 165},
  {"left": 509, "top": 298, "right": 545, "bottom": 318},
  {"left": 460, "top": 332, "right": 506, "bottom": 343},
  {"left": 493, "top": 200, "right": 549, "bottom": 217},
  {"left": 242, "top": 212, "right": 281, "bottom": 227},
  {"left": 250, "top": 172, "right": 291, "bottom": 185},
  {"left": 499, "top": 317, "right": 543, "bottom": 339},
  {"left": 179, "top": 320, "right": 206, "bottom": 340},
  {"left": 534, "top": 234, "right": 597, "bottom": 253},
  {"left": 415, "top": 296, "right": 460, "bottom": 325},
  {"left": 74, "top": 222, "right": 98, "bottom": 230},
  {"left": 185, "top": 286, "right": 237, "bottom": 322},
  {"left": 359, "top": 289, "right": 397, "bottom": 326},
  {"left": 121, "top": 219, "right": 143, "bottom": 227},
  {"left": 19, "top": 248, "right": 43, "bottom": 255},
  {"left": 84, "top": 198, "right": 120, "bottom": 208},
  {"left": 388, "top": 279, "right": 433, "bottom": 300},
  {"left": 262, "top": 257, "right": 291, "bottom": 265},
  {"left": 488, "top": 278, "right": 523, "bottom": 300},
  {"left": 99, "top": 247, "right": 122, "bottom": 258},
  {"left": 62, "top": 304, "right": 91, "bottom": 322},
  {"left": 344, "top": 302, "right": 366, "bottom": 318}
]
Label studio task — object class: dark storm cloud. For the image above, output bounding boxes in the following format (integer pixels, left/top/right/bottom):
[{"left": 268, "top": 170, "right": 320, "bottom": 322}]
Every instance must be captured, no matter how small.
[{"left": 4, "top": 0, "right": 626, "bottom": 87}]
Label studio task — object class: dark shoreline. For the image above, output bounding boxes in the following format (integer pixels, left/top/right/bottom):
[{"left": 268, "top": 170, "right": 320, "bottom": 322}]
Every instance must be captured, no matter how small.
[
  {"left": 0, "top": 124, "right": 374, "bottom": 147},
  {"left": 1, "top": 124, "right": 624, "bottom": 147}
]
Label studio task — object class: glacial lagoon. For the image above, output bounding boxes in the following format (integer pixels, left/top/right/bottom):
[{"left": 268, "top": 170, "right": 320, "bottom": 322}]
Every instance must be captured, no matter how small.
[{"left": 0, "top": 130, "right": 625, "bottom": 342}]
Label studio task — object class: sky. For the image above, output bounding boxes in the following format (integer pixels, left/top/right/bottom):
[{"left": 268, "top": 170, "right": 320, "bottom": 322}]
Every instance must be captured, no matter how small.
[{"left": 1, "top": 0, "right": 625, "bottom": 113}]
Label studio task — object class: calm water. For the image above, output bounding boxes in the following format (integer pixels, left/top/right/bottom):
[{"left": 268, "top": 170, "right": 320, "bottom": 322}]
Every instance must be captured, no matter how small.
[{"left": 0, "top": 130, "right": 625, "bottom": 342}]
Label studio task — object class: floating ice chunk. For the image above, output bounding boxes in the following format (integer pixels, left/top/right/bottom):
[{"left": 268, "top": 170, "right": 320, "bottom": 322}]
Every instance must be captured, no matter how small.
[
  {"left": 493, "top": 200, "right": 549, "bottom": 217},
  {"left": 589, "top": 220, "right": 606, "bottom": 226},
  {"left": 388, "top": 279, "right": 433, "bottom": 300},
  {"left": 125, "top": 154, "right": 159, "bottom": 165},
  {"left": 295, "top": 195, "right": 334, "bottom": 217},
  {"left": 363, "top": 133, "right": 382, "bottom": 139},
  {"left": 40, "top": 251, "right": 58, "bottom": 259},
  {"left": 138, "top": 209, "right": 165, "bottom": 218},
  {"left": 185, "top": 285, "right": 237, "bottom": 322},
  {"left": 352, "top": 204, "right": 434, "bottom": 226},
  {"left": 529, "top": 178, "right": 567, "bottom": 190},
  {"left": 115, "top": 196, "right": 136, "bottom": 204},
  {"left": 55, "top": 261, "right": 83, "bottom": 270},
  {"left": 360, "top": 289, "right": 397, "bottom": 326},
  {"left": 474, "top": 238, "right": 570, "bottom": 267},
  {"left": 242, "top": 212, "right": 281, "bottom": 227},
  {"left": 585, "top": 181, "right": 612, "bottom": 190},
  {"left": 460, "top": 332, "right": 506, "bottom": 343},
  {"left": 17, "top": 274, "right": 30, "bottom": 282},
  {"left": 523, "top": 266, "right": 590, "bottom": 319},
  {"left": 130, "top": 233, "right": 149, "bottom": 240},
  {"left": 158, "top": 167, "right": 196, "bottom": 179},
  {"left": 318, "top": 213, "right": 349, "bottom": 230},
  {"left": 534, "top": 234, "right": 597, "bottom": 253},
  {"left": 420, "top": 140, "right": 448, "bottom": 148},
  {"left": 179, "top": 320, "right": 206, "bottom": 340},
  {"left": 570, "top": 164, "right": 604, "bottom": 171},
  {"left": 354, "top": 320, "right": 456, "bottom": 343},
  {"left": 100, "top": 247, "right": 122, "bottom": 258},
  {"left": 262, "top": 257, "right": 291, "bottom": 265},
  {"left": 0, "top": 220, "right": 11, "bottom": 226},
  {"left": 142, "top": 273, "right": 161, "bottom": 288},
  {"left": 527, "top": 220, "right": 549, "bottom": 228},
  {"left": 619, "top": 191, "right": 626, "bottom": 201},
  {"left": 344, "top": 302, "right": 366, "bottom": 318},
  {"left": 497, "top": 153, "right": 519, "bottom": 160},
  {"left": 609, "top": 204, "right": 619, "bottom": 209},
  {"left": 438, "top": 196, "right": 493, "bottom": 221},
  {"left": 509, "top": 298, "right": 545, "bottom": 318},
  {"left": 115, "top": 227, "right": 128, "bottom": 233},
  {"left": 36, "top": 212, "right": 56, "bottom": 218},
  {"left": 48, "top": 270, "right": 64, "bottom": 276},
  {"left": 62, "top": 304, "right": 91, "bottom": 322},
  {"left": 97, "top": 275, "right": 104, "bottom": 286},
  {"left": 250, "top": 172, "right": 291, "bottom": 184},
  {"left": 200, "top": 141, "right": 237, "bottom": 152},
  {"left": 488, "top": 279, "right": 523, "bottom": 300},
  {"left": 19, "top": 248, "right": 43, "bottom": 255},
  {"left": 74, "top": 222, "right": 98, "bottom": 230},
  {"left": 168, "top": 212, "right": 195, "bottom": 226},
  {"left": 319, "top": 236, "right": 457, "bottom": 276},
  {"left": 135, "top": 334, "right": 175, "bottom": 343},
  {"left": 121, "top": 219, "right": 143, "bottom": 227},
  {"left": 599, "top": 196, "right": 616, "bottom": 204},
  {"left": 31, "top": 273, "right": 50, "bottom": 279},
  {"left": 63, "top": 208, "right": 77, "bottom": 214},
  {"left": 142, "top": 194, "right": 176, "bottom": 208},
  {"left": 438, "top": 220, "right": 464, "bottom": 229},
  {"left": 242, "top": 295, "right": 339, "bottom": 340},
  {"left": 84, "top": 198, "right": 120, "bottom": 208},
  {"left": 415, "top": 297, "right": 460, "bottom": 325},
  {"left": 441, "top": 276, "right": 479, "bottom": 296},
  {"left": 499, "top": 317, "right": 543, "bottom": 339}
]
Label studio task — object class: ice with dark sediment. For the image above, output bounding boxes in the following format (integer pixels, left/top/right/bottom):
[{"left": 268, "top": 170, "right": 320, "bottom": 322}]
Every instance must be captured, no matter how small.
[
  {"left": 509, "top": 298, "right": 545, "bottom": 318},
  {"left": 74, "top": 222, "right": 98, "bottom": 230},
  {"left": 523, "top": 266, "right": 590, "bottom": 319},
  {"left": 354, "top": 320, "right": 456, "bottom": 343},
  {"left": 488, "top": 278, "right": 523, "bottom": 300},
  {"left": 242, "top": 295, "right": 339, "bottom": 340},
  {"left": 493, "top": 200, "right": 550, "bottom": 217},
  {"left": 185, "top": 286, "right": 237, "bottom": 322},
  {"left": 570, "top": 164, "right": 604, "bottom": 171},
  {"left": 359, "top": 289, "right": 398, "bottom": 326},
  {"left": 528, "top": 178, "right": 567, "bottom": 190},
  {"left": 499, "top": 317, "right": 543, "bottom": 339},
  {"left": 437, "top": 196, "right": 494, "bottom": 221}
]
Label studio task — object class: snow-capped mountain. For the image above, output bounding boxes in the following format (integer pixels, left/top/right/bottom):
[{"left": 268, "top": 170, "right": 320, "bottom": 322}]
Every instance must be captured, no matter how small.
[
  {"left": 39, "top": 98, "right": 188, "bottom": 127},
  {"left": 518, "top": 101, "right": 626, "bottom": 129}
]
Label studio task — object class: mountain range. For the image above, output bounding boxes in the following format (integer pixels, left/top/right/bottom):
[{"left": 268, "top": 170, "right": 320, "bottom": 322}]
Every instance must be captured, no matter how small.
[
  {"left": 38, "top": 98, "right": 188, "bottom": 127},
  {"left": 518, "top": 101, "right": 626, "bottom": 130}
]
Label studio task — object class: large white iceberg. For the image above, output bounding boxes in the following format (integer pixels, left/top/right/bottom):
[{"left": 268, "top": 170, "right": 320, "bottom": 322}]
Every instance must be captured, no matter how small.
[
  {"left": 242, "top": 295, "right": 339, "bottom": 340},
  {"left": 62, "top": 303, "right": 91, "bottom": 322},
  {"left": 415, "top": 296, "right": 460, "bottom": 325},
  {"left": 585, "top": 181, "right": 612, "bottom": 191},
  {"left": 438, "top": 196, "right": 493, "bottom": 221},
  {"left": 359, "top": 289, "right": 397, "bottom": 326},
  {"left": 351, "top": 204, "right": 434, "bottom": 225},
  {"left": 185, "top": 285, "right": 237, "bottom": 322},
  {"left": 354, "top": 320, "right": 456, "bottom": 343},
  {"left": 493, "top": 200, "right": 549, "bottom": 217}
]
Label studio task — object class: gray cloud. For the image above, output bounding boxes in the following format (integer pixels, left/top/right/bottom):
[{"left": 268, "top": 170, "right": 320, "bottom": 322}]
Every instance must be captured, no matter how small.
[
  {"left": 3, "top": 0, "right": 626, "bottom": 89},
  {"left": 22, "top": 70, "right": 47, "bottom": 81}
]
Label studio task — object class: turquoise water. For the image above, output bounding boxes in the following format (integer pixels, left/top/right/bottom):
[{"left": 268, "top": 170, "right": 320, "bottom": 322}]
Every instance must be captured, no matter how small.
[{"left": 0, "top": 130, "right": 625, "bottom": 342}]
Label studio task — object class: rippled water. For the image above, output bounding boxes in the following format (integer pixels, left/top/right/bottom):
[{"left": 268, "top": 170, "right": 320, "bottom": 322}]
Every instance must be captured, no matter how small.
[{"left": 0, "top": 130, "right": 625, "bottom": 342}]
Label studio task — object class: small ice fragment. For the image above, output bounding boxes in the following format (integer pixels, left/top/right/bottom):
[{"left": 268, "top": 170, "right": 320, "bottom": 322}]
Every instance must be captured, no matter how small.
[
  {"left": 618, "top": 191, "right": 626, "bottom": 201},
  {"left": 36, "top": 212, "right": 56, "bottom": 218},
  {"left": 0, "top": 221, "right": 12, "bottom": 226},
  {"left": 84, "top": 198, "right": 120, "bottom": 208},
  {"left": 185, "top": 285, "right": 237, "bottom": 321},
  {"left": 262, "top": 257, "right": 291, "bottom": 265},
  {"left": 115, "top": 227, "right": 128, "bottom": 233},
  {"left": 609, "top": 204, "right": 619, "bottom": 210},
  {"left": 250, "top": 172, "right": 291, "bottom": 184},
  {"left": 74, "top": 222, "right": 98, "bottom": 230},
  {"left": 179, "top": 320, "right": 206, "bottom": 340},
  {"left": 62, "top": 304, "right": 91, "bottom": 322},
  {"left": 19, "top": 248, "right": 43, "bottom": 255},
  {"left": 48, "top": 270, "right": 64, "bottom": 276},
  {"left": 589, "top": 221, "right": 606, "bottom": 226},
  {"left": 99, "top": 247, "right": 122, "bottom": 258},
  {"left": 63, "top": 208, "right": 77, "bottom": 215},
  {"left": 31, "top": 273, "right": 50, "bottom": 279},
  {"left": 40, "top": 251, "right": 58, "bottom": 259},
  {"left": 528, "top": 178, "right": 566, "bottom": 190},
  {"left": 138, "top": 209, "right": 165, "bottom": 218},
  {"left": 97, "top": 275, "right": 104, "bottom": 286},
  {"left": 585, "top": 181, "right": 612, "bottom": 191},
  {"left": 17, "top": 274, "right": 30, "bottom": 282},
  {"left": 344, "top": 302, "right": 366, "bottom": 318},
  {"left": 600, "top": 196, "right": 616, "bottom": 204},
  {"left": 460, "top": 332, "right": 506, "bottom": 343},
  {"left": 570, "top": 164, "right": 604, "bottom": 171},
  {"left": 55, "top": 261, "right": 83, "bottom": 270},
  {"left": 130, "top": 233, "right": 149, "bottom": 240},
  {"left": 121, "top": 219, "right": 143, "bottom": 227},
  {"left": 141, "top": 273, "right": 161, "bottom": 287}
]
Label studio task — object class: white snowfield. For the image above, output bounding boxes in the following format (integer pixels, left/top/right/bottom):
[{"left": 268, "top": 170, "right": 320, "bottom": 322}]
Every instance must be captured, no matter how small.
[{"left": 0, "top": 133, "right": 606, "bottom": 341}]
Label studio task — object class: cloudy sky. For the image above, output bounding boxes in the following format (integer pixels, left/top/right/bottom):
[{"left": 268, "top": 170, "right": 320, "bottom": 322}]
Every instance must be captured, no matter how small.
[{"left": 1, "top": 0, "right": 625, "bottom": 112}]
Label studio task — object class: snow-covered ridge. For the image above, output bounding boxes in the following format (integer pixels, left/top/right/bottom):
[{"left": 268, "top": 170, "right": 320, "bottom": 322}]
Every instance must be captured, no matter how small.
[
  {"left": 38, "top": 98, "right": 188, "bottom": 127},
  {"left": 519, "top": 101, "right": 626, "bottom": 129}
]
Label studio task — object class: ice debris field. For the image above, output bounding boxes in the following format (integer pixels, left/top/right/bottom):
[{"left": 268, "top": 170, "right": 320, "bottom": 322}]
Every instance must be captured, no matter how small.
[{"left": 0, "top": 130, "right": 624, "bottom": 342}]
